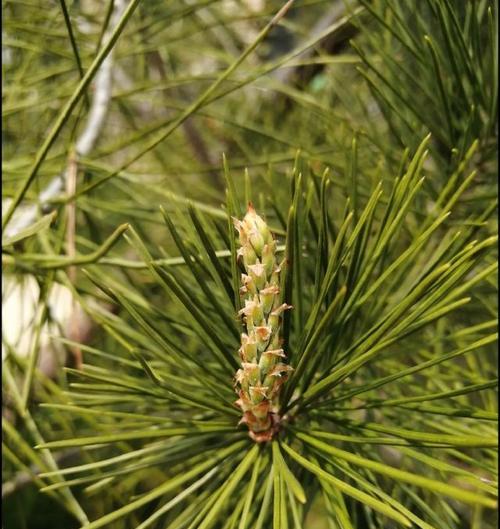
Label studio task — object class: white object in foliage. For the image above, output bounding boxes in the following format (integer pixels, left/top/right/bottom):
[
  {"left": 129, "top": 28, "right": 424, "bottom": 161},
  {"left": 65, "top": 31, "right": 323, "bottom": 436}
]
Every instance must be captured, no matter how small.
[{"left": 2, "top": 276, "right": 73, "bottom": 365}]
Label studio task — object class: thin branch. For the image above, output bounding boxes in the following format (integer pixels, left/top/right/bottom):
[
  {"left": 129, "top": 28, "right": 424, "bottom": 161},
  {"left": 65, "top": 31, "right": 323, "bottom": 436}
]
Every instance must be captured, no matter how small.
[{"left": 65, "top": 150, "right": 82, "bottom": 369}]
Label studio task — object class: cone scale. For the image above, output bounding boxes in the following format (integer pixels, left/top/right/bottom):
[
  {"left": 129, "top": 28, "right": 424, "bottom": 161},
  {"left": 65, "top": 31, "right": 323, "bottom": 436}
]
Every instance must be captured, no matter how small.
[{"left": 233, "top": 204, "right": 292, "bottom": 442}]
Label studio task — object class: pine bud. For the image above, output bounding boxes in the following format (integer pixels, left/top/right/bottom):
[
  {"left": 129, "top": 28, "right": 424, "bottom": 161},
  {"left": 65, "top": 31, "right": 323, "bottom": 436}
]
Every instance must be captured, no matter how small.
[
  {"left": 261, "top": 242, "right": 276, "bottom": 276},
  {"left": 260, "top": 285, "right": 280, "bottom": 315},
  {"left": 241, "top": 274, "right": 257, "bottom": 296},
  {"left": 233, "top": 205, "right": 293, "bottom": 442},
  {"left": 239, "top": 244, "right": 258, "bottom": 268},
  {"left": 239, "top": 333, "right": 257, "bottom": 362},
  {"left": 247, "top": 263, "right": 267, "bottom": 290}
]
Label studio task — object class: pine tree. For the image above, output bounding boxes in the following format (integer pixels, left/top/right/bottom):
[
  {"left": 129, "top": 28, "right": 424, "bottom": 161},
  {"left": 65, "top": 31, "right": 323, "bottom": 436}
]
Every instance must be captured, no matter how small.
[{"left": 2, "top": 1, "right": 497, "bottom": 528}]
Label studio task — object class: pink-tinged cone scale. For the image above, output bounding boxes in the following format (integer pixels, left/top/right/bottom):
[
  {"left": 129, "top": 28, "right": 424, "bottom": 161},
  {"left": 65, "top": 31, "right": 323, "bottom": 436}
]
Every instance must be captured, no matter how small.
[{"left": 233, "top": 204, "right": 293, "bottom": 442}]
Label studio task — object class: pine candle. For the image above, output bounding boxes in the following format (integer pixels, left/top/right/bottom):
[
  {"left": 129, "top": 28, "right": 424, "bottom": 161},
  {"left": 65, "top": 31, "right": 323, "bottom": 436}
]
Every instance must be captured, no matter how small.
[{"left": 233, "top": 204, "right": 293, "bottom": 442}]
